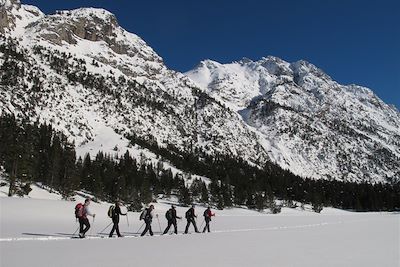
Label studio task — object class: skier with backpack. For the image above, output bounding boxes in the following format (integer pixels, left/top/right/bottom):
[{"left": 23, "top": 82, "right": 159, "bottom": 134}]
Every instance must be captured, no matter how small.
[
  {"left": 202, "top": 206, "right": 215, "bottom": 233},
  {"left": 163, "top": 205, "right": 181, "bottom": 235},
  {"left": 75, "top": 198, "right": 96, "bottom": 238},
  {"left": 108, "top": 201, "right": 127, "bottom": 238},
  {"left": 140, "top": 204, "right": 155, "bottom": 236},
  {"left": 184, "top": 205, "right": 200, "bottom": 234}
]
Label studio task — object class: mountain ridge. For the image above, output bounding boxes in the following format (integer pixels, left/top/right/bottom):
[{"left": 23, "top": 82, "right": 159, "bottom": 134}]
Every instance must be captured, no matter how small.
[{"left": 186, "top": 57, "right": 400, "bottom": 183}]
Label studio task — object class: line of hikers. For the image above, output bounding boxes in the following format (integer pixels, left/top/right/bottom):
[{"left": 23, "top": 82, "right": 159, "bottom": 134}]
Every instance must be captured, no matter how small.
[{"left": 74, "top": 198, "right": 215, "bottom": 238}]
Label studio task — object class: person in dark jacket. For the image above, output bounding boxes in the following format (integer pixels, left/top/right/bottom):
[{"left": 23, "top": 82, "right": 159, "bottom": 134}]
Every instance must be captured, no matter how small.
[
  {"left": 202, "top": 206, "right": 215, "bottom": 233},
  {"left": 109, "top": 201, "right": 127, "bottom": 238},
  {"left": 184, "top": 205, "right": 200, "bottom": 234},
  {"left": 141, "top": 205, "right": 155, "bottom": 236},
  {"left": 163, "top": 205, "right": 181, "bottom": 234}
]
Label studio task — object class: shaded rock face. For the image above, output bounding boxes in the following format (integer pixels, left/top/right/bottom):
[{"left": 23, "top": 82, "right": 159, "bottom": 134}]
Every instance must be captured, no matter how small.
[
  {"left": 1, "top": 0, "right": 43, "bottom": 34},
  {"left": 34, "top": 10, "right": 132, "bottom": 56},
  {"left": 0, "top": 0, "right": 18, "bottom": 33},
  {"left": 0, "top": 8, "right": 11, "bottom": 33}
]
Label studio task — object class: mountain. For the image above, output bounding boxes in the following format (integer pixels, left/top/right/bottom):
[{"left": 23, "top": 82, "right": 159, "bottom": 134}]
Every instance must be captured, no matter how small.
[
  {"left": 0, "top": 0, "right": 268, "bottom": 168},
  {"left": 1, "top": 0, "right": 399, "bottom": 185},
  {"left": 186, "top": 57, "right": 400, "bottom": 183}
]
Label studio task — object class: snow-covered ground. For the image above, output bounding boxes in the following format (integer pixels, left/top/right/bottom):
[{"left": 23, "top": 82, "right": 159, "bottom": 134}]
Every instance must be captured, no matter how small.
[{"left": 0, "top": 184, "right": 399, "bottom": 267}]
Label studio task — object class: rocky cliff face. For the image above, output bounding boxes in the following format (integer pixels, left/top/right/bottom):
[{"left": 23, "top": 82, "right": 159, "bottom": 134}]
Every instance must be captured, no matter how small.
[{"left": 0, "top": 0, "right": 43, "bottom": 34}]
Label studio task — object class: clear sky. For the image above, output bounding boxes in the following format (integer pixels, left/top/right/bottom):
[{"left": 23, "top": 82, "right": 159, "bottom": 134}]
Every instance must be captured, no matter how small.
[{"left": 23, "top": 0, "right": 400, "bottom": 109}]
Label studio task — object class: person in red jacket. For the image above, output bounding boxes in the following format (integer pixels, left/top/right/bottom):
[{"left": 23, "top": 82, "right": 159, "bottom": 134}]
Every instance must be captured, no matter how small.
[
  {"left": 202, "top": 206, "right": 215, "bottom": 233},
  {"left": 77, "top": 198, "right": 96, "bottom": 238}
]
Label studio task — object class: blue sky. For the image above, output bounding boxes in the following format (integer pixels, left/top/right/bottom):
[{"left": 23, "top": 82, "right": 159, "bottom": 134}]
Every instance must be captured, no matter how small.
[{"left": 23, "top": 0, "right": 400, "bottom": 109}]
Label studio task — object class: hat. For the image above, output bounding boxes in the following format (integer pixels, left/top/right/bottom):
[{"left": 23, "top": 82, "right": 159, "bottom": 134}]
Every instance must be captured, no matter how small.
[{"left": 171, "top": 205, "right": 176, "bottom": 208}]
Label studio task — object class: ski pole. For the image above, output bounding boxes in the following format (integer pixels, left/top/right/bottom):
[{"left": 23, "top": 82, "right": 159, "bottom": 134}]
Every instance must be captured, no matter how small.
[
  {"left": 126, "top": 213, "right": 130, "bottom": 227},
  {"left": 72, "top": 225, "right": 80, "bottom": 236},
  {"left": 99, "top": 222, "right": 113, "bottom": 234},
  {"left": 200, "top": 219, "right": 205, "bottom": 229},
  {"left": 136, "top": 222, "right": 145, "bottom": 234},
  {"left": 157, "top": 215, "right": 162, "bottom": 233},
  {"left": 123, "top": 205, "right": 130, "bottom": 227},
  {"left": 89, "top": 216, "right": 95, "bottom": 236}
]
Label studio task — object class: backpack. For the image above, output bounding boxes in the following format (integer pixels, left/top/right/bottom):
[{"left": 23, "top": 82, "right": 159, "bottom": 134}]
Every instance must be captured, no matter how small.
[
  {"left": 165, "top": 209, "right": 173, "bottom": 220},
  {"left": 75, "top": 203, "right": 83, "bottom": 218},
  {"left": 139, "top": 209, "right": 147, "bottom": 221},
  {"left": 203, "top": 209, "right": 208, "bottom": 217},
  {"left": 107, "top": 205, "right": 115, "bottom": 218},
  {"left": 185, "top": 209, "right": 191, "bottom": 219},
  {"left": 204, "top": 209, "right": 212, "bottom": 221}
]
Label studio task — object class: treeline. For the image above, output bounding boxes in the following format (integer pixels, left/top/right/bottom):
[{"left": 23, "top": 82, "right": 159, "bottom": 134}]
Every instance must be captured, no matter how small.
[
  {"left": 128, "top": 132, "right": 400, "bottom": 212},
  {"left": 0, "top": 115, "right": 78, "bottom": 197},
  {"left": 0, "top": 115, "right": 208, "bottom": 210},
  {"left": 0, "top": 114, "right": 399, "bottom": 212}
]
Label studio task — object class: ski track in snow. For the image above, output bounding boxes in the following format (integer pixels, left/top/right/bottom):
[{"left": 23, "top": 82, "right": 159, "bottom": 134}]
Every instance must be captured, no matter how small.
[{"left": 0, "top": 218, "right": 370, "bottom": 242}]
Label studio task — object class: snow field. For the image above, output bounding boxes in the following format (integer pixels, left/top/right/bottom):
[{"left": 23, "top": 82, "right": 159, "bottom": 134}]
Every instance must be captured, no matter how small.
[{"left": 1, "top": 193, "right": 399, "bottom": 267}]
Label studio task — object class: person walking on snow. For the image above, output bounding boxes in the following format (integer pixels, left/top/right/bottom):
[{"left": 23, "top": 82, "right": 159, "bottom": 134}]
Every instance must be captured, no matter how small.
[
  {"left": 141, "top": 205, "right": 155, "bottom": 236},
  {"left": 78, "top": 198, "right": 96, "bottom": 238},
  {"left": 109, "top": 201, "right": 127, "bottom": 238},
  {"left": 184, "top": 205, "right": 200, "bottom": 234},
  {"left": 163, "top": 205, "right": 181, "bottom": 235},
  {"left": 202, "top": 206, "right": 215, "bottom": 233}
]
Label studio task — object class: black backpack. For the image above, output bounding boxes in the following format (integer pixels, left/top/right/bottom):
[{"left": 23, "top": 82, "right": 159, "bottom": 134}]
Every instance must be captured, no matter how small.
[
  {"left": 165, "top": 209, "right": 173, "bottom": 220},
  {"left": 185, "top": 209, "right": 191, "bottom": 219},
  {"left": 139, "top": 209, "right": 147, "bottom": 220},
  {"left": 203, "top": 209, "right": 208, "bottom": 217},
  {"left": 107, "top": 205, "right": 115, "bottom": 218}
]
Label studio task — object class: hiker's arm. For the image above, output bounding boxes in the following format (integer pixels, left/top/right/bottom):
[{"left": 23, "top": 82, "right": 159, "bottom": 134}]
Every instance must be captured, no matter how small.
[{"left": 118, "top": 207, "right": 126, "bottom": 216}]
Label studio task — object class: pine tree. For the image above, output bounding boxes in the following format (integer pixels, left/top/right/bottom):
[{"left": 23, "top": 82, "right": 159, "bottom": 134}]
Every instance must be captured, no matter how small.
[
  {"left": 139, "top": 174, "right": 152, "bottom": 204},
  {"left": 200, "top": 181, "right": 209, "bottom": 204},
  {"left": 255, "top": 193, "right": 266, "bottom": 211}
]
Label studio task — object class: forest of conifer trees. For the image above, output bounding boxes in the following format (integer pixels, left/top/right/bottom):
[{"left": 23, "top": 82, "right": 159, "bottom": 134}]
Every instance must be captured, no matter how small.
[{"left": 0, "top": 114, "right": 399, "bottom": 212}]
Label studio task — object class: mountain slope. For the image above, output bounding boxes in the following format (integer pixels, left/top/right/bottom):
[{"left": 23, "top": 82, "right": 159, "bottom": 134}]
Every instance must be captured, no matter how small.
[
  {"left": 186, "top": 57, "right": 400, "bottom": 183},
  {"left": 0, "top": 0, "right": 268, "bottom": 168}
]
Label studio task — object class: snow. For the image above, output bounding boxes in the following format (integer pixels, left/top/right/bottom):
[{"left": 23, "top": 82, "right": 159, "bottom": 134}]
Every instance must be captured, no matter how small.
[
  {"left": 60, "top": 7, "right": 115, "bottom": 21},
  {"left": 1, "top": 184, "right": 399, "bottom": 267},
  {"left": 187, "top": 60, "right": 265, "bottom": 111},
  {"left": 73, "top": 110, "right": 210, "bottom": 186},
  {"left": 187, "top": 57, "right": 400, "bottom": 183}
]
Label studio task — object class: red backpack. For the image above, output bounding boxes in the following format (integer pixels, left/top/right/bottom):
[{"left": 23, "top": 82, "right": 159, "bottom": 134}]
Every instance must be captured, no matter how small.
[{"left": 75, "top": 203, "right": 83, "bottom": 218}]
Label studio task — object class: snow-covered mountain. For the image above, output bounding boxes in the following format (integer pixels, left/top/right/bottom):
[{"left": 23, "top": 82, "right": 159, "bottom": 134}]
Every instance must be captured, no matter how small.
[
  {"left": 0, "top": 0, "right": 268, "bottom": 166},
  {"left": 1, "top": 0, "right": 399, "bottom": 184},
  {"left": 186, "top": 57, "right": 400, "bottom": 183}
]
